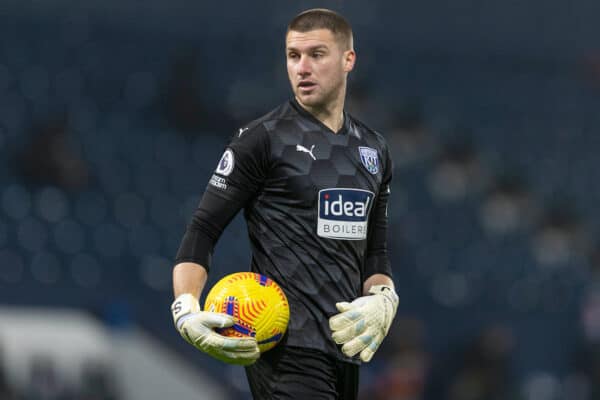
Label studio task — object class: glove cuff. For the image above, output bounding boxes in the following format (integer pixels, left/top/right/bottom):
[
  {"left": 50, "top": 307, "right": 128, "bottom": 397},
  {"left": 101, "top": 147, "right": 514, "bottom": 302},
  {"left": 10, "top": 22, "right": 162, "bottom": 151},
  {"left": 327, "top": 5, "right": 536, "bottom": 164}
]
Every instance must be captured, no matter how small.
[
  {"left": 171, "top": 293, "right": 200, "bottom": 328},
  {"left": 368, "top": 284, "right": 399, "bottom": 308}
]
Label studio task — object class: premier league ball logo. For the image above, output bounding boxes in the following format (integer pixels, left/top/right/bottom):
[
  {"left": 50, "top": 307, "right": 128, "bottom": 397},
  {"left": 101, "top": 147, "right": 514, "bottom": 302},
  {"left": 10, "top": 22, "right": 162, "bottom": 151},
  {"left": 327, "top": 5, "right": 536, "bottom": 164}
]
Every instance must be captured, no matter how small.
[
  {"left": 358, "top": 147, "right": 379, "bottom": 175},
  {"left": 216, "top": 149, "right": 235, "bottom": 176}
]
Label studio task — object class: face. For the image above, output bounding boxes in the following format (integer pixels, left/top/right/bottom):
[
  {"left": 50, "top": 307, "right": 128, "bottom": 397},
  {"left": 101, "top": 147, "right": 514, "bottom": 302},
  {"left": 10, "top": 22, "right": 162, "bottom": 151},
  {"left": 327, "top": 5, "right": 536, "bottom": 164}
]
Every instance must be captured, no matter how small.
[{"left": 286, "top": 29, "right": 355, "bottom": 110}]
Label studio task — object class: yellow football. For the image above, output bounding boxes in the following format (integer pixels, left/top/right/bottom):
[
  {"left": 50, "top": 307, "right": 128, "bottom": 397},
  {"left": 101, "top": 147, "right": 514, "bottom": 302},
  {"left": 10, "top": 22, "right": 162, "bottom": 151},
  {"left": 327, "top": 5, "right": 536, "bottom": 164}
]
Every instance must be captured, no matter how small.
[{"left": 204, "top": 272, "right": 289, "bottom": 353}]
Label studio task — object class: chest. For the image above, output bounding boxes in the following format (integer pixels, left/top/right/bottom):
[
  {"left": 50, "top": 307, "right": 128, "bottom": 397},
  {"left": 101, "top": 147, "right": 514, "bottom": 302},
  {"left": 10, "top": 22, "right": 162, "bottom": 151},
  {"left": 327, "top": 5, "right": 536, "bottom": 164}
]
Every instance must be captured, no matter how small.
[{"left": 266, "top": 129, "right": 383, "bottom": 203}]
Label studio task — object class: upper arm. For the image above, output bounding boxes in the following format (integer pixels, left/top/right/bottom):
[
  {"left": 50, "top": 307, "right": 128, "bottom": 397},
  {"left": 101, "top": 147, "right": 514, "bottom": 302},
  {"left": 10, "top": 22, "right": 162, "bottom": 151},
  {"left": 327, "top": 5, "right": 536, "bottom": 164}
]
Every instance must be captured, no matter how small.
[
  {"left": 175, "top": 124, "right": 271, "bottom": 270},
  {"left": 364, "top": 142, "right": 393, "bottom": 280},
  {"left": 207, "top": 124, "right": 271, "bottom": 198}
]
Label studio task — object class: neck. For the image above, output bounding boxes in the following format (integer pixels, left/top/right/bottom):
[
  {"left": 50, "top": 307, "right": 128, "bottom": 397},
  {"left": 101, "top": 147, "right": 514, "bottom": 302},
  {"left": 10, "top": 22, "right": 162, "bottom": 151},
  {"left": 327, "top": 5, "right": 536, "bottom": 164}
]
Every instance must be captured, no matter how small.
[{"left": 296, "top": 86, "right": 346, "bottom": 133}]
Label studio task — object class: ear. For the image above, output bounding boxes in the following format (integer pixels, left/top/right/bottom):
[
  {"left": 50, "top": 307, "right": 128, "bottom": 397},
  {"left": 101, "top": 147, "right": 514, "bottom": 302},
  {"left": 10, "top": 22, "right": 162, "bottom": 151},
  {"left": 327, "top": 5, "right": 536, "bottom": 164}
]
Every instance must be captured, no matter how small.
[{"left": 343, "top": 50, "right": 356, "bottom": 73}]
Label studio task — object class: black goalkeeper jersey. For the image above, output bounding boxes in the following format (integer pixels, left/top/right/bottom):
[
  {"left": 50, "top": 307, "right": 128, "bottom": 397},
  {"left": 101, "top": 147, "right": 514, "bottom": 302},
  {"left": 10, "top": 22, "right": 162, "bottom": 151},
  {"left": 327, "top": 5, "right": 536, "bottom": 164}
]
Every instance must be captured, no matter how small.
[{"left": 176, "top": 98, "right": 393, "bottom": 363}]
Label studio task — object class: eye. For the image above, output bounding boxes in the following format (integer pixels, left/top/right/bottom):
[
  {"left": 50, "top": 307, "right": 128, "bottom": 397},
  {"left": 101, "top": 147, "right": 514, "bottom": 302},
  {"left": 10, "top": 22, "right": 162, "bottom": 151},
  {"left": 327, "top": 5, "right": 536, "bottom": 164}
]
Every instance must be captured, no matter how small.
[
  {"left": 313, "top": 52, "right": 324, "bottom": 59},
  {"left": 288, "top": 52, "right": 299, "bottom": 60}
]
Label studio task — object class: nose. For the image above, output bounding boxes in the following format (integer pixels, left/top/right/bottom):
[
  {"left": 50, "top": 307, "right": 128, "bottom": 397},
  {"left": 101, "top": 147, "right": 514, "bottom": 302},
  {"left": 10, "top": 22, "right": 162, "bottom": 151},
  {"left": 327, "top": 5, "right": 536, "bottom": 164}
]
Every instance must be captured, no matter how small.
[{"left": 296, "top": 55, "right": 311, "bottom": 77}]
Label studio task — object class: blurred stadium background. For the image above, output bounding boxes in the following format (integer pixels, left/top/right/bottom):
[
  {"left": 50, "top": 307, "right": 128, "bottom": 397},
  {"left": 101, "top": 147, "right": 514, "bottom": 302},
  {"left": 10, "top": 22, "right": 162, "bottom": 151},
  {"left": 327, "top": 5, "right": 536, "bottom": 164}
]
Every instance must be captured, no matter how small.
[{"left": 0, "top": 0, "right": 599, "bottom": 399}]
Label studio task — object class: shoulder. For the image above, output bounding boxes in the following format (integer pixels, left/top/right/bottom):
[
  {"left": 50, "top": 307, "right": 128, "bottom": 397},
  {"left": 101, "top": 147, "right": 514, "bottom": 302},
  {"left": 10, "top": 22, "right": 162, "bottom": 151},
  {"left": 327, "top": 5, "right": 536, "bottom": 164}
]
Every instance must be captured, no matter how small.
[
  {"left": 347, "top": 114, "right": 394, "bottom": 182},
  {"left": 227, "top": 101, "right": 299, "bottom": 159},
  {"left": 347, "top": 113, "right": 390, "bottom": 154},
  {"left": 235, "top": 101, "right": 298, "bottom": 140}
]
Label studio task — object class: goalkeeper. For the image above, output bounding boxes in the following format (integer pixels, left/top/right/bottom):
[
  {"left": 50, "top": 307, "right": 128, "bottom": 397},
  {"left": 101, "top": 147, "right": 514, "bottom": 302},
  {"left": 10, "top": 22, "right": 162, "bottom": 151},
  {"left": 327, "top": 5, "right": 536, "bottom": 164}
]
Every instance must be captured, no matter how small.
[{"left": 171, "top": 8, "right": 398, "bottom": 400}]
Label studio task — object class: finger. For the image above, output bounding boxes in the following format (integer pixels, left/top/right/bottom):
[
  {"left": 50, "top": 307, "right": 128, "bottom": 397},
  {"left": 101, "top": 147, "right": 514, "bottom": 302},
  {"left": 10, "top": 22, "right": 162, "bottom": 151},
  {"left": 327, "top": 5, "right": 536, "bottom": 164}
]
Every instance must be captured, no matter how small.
[
  {"left": 335, "top": 302, "right": 353, "bottom": 313},
  {"left": 216, "top": 347, "right": 260, "bottom": 360},
  {"left": 219, "top": 336, "right": 260, "bottom": 352},
  {"left": 359, "top": 333, "right": 383, "bottom": 363},
  {"left": 331, "top": 319, "right": 367, "bottom": 344},
  {"left": 179, "top": 327, "right": 195, "bottom": 346},
  {"left": 221, "top": 354, "right": 259, "bottom": 366},
  {"left": 198, "top": 312, "right": 235, "bottom": 328},
  {"left": 341, "top": 328, "right": 376, "bottom": 358},
  {"left": 201, "top": 333, "right": 259, "bottom": 352},
  {"left": 329, "top": 309, "right": 364, "bottom": 331},
  {"left": 210, "top": 349, "right": 260, "bottom": 366}
]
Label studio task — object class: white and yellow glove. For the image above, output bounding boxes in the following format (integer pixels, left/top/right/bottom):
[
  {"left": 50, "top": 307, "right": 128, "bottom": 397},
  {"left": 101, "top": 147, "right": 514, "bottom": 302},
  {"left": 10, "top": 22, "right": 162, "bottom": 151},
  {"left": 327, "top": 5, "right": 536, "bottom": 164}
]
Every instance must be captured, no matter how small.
[
  {"left": 171, "top": 293, "right": 260, "bottom": 366},
  {"left": 329, "top": 285, "right": 399, "bottom": 362}
]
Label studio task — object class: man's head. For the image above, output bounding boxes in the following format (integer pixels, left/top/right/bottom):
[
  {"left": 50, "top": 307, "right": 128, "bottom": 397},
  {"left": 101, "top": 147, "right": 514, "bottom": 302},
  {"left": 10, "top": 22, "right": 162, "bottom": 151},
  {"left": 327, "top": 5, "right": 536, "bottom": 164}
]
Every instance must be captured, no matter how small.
[{"left": 286, "top": 9, "right": 356, "bottom": 111}]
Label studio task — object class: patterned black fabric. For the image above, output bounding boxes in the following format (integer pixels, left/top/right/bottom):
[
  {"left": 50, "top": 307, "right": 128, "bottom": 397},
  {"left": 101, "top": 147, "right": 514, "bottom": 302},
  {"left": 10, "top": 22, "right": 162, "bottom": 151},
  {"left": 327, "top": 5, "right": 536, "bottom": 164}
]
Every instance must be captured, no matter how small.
[{"left": 176, "top": 98, "right": 393, "bottom": 362}]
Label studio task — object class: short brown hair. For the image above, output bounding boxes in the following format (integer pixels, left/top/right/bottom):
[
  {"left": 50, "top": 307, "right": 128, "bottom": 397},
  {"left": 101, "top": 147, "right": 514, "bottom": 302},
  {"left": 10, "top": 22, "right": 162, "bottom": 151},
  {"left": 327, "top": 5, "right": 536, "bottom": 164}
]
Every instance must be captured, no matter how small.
[{"left": 287, "top": 8, "right": 353, "bottom": 50}]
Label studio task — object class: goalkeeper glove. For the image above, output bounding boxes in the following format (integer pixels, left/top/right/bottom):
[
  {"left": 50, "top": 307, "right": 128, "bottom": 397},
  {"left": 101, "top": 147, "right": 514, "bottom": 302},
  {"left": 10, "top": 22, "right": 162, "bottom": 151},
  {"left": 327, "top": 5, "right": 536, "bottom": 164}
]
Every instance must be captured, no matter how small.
[
  {"left": 329, "top": 284, "right": 399, "bottom": 362},
  {"left": 171, "top": 293, "right": 260, "bottom": 366}
]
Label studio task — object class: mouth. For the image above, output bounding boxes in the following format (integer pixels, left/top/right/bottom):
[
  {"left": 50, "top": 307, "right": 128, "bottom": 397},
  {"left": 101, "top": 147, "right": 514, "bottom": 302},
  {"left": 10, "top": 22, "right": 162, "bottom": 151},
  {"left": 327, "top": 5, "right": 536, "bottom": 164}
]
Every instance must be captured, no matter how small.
[{"left": 298, "top": 81, "right": 317, "bottom": 91}]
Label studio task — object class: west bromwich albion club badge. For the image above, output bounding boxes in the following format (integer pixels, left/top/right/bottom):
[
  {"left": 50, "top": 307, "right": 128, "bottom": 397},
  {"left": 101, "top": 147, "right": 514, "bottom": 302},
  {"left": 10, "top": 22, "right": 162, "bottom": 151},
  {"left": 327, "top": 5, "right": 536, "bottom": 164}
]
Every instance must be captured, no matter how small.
[{"left": 358, "top": 147, "right": 379, "bottom": 175}]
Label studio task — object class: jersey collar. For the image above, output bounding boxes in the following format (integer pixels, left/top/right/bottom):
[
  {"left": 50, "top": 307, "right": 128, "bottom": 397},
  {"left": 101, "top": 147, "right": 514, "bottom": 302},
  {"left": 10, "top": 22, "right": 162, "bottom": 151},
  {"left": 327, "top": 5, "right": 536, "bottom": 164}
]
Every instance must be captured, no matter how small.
[{"left": 290, "top": 98, "right": 350, "bottom": 136}]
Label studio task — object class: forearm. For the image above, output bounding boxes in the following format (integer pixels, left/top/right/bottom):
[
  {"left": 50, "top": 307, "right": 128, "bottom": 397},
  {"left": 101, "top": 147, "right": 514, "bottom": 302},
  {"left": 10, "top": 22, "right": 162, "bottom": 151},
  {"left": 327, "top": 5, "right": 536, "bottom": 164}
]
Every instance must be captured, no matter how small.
[
  {"left": 173, "top": 262, "right": 209, "bottom": 299},
  {"left": 362, "top": 273, "right": 394, "bottom": 295}
]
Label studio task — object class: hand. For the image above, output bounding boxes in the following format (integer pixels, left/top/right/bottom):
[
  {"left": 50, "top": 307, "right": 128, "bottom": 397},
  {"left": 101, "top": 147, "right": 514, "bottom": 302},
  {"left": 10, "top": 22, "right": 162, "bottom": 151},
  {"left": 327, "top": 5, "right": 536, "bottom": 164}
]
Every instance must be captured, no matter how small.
[
  {"left": 329, "top": 285, "right": 399, "bottom": 362},
  {"left": 171, "top": 293, "right": 260, "bottom": 366}
]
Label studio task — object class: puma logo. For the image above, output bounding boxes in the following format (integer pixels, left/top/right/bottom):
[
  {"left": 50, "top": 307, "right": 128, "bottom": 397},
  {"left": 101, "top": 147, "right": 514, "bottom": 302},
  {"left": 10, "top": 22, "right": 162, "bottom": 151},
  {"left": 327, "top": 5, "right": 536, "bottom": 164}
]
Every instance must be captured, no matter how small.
[{"left": 296, "top": 144, "right": 316, "bottom": 160}]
